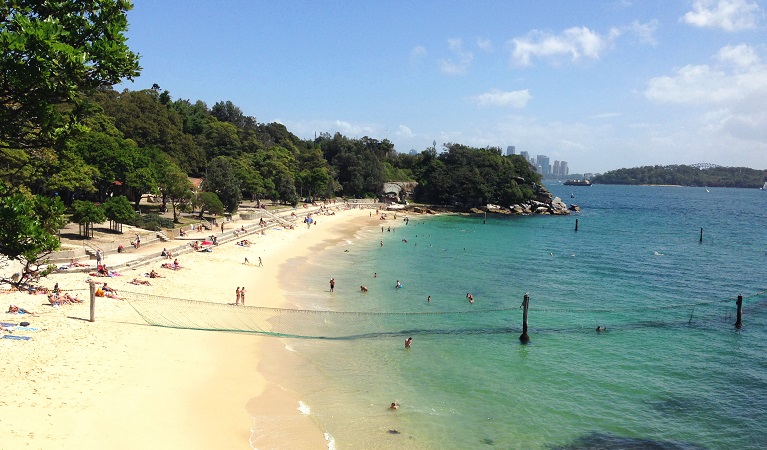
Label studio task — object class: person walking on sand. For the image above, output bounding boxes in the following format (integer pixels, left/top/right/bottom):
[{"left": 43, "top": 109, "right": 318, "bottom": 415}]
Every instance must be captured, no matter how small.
[
  {"left": 235, "top": 287, "right": 241, "bottom": 305},
  {"left": 329, "top": 278, "right": 335, "bottom": 292},
  {"left": 258, "top": 257, "right": 263, "bottom": 266},
  {"left": 240, "top": 287, "right": 246, "bottom": 305}
]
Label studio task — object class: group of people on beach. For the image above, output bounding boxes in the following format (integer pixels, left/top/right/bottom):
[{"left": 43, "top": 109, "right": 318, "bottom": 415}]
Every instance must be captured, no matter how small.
[
  {"left": 160, "top": 259, "right": 182, "bottom": 270},
  {"left": 235, "top": 287, "right": 247, "bottom": 305},
  {"left": 47, "top": 283, "right": 84, "bottom": 306}
]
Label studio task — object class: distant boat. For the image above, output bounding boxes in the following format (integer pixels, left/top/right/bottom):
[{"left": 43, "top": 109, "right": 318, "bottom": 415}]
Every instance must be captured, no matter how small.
[
  {"left": 564, "top": 179, "right": 592, "bottom": 186},
  {"left": 762, "top": 182, "right": 767, "bottom": 190}
]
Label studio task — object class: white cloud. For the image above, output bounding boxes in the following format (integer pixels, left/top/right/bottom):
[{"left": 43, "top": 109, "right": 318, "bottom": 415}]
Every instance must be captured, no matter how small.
[
  {"left": 681, "top": 0, "right": 760, "bottom": 31},
  {"left": 627, "top": 19, "right": 659, "bottom": 45},
  {"left": 333, "top": 119, "right": 378, "bottom": 137},
  {"left": 588, "top": 112, "right": 622, "bottom": 119},
  {"left": 470, "top": 89, "right": 531, "bottom": 108},
  {"left": 509, "top": 26, "right": 619, "bottom": 66},
  {"left": 410, "top": 46, "right": 427, "bottom": 64},
  {"left": 644, "top": 45, "right": 767, "bottom": 145},
  {"left": 438, "top": 38, "right": 474, "bottom": 75},
  {"left": 396, "top": 125, "right": 414, "bottom": 138},
  {"left": 716, "top": 44, "right": 761, "bottom": 68},
  {"left": 476, "top": 37, "right": 493, "bottom": 52},
  {"left": 645, "top": 45, "right": 767, "bottom": 104}
]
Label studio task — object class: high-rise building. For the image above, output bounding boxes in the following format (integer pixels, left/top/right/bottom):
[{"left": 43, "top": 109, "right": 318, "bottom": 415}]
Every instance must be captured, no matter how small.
[
  {"left": 520, "top": 150, "right": 530, "bottom": 162},
  {"left": 536, "top": 155, "right": 551, "bottom": 176},
  {"left": 506, "top": 145, "right": 516, "bottom": 156},
  {"left": 560, "top": 161, "right": 569, "bottom": 176},
  {"left": 553, "top": 160, "right": 561, "bottom": 177}
]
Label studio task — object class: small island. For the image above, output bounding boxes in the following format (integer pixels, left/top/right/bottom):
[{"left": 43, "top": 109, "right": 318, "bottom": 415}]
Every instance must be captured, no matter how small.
[{"left": 591, "top": 165, "right": 766, "bottom": 188}]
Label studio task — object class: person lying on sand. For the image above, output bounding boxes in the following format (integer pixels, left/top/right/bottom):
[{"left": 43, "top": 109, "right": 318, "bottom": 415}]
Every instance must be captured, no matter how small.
[
  {"left": 61, "top": 293, "right": 83, "bottom": 304},
  {"left": 148, "top": 270, "right": 164, "bottom": 278},
  {"left": 129, "top": 278, "right": 152, "bottom": 286},
  {"left": 7, "top": 304, "right": 36, "bottom": 315},
  {"left": 47, "top": 294, "right": 61, "bottom": 307}
]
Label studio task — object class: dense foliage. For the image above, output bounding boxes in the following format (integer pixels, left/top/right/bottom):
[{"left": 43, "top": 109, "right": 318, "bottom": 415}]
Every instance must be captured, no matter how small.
[
  {"left": 0, "top": 0, "right": 140, "bottom": 151},
  {"left": 0, "top": 0, "right": 137, "bottom": 283},
  {"left": 0, "top": 185, "right": 66, "bottom": 284},
  {"left": 592, "top": 165, "right": 767, "bottom": 188},
  {"left": 413, "top": 145, "right": 540, "bottom": 206}
]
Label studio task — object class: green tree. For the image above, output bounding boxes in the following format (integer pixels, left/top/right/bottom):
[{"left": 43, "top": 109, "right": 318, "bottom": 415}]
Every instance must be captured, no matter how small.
[
  {"left": 92, "top": 89, "right": 206, "bottom": 175},
  {"left": 157, "top": 162, "right": 193, "bottom": 223},
  {"left": 0, "top": 186, "right": 66, "bottom": 286},
  {"left": 0, "top": 1, "right": 140, "bottom": 285},
  {"left": 0, "top": 1, "right": 140, "bottom": 151},
  {"left": 200, "top": 120, "right": 242, "bottom": 159},
  {"left": 202, "top": 157, "right": 241, "bottom": 213},
  {"left": 71, "top": 200, "right": 106, "bottom": 238},
  {"left": 103, "top": 195, "right": 134, "bottom": 233},
  {"left": 196, "top": 191, "right": 224, "bottom": 218}
]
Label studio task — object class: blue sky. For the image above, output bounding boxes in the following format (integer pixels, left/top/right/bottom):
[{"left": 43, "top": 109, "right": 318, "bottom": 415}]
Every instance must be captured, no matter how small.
[{"left": 118, "top": 0, "right": 767, "bottom": 174}]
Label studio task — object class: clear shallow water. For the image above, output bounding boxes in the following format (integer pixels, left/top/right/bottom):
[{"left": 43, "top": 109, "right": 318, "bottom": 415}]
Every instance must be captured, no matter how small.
[{"left": 279, "top": 185, "right": 767, "bottom": 449}]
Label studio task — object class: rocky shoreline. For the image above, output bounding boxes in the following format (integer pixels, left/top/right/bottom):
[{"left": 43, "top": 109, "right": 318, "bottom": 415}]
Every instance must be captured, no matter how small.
[{"left": 401, "top": 183, "right": 580, "bottom": 216}]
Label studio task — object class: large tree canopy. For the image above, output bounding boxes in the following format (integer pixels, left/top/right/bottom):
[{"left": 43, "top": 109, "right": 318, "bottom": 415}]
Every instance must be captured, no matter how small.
[
  {"left": 0, "top": 1, "right": 141, "bottom": 150},
  {"left": 0, "top": 0, "right": 141, "bottom": 281}
]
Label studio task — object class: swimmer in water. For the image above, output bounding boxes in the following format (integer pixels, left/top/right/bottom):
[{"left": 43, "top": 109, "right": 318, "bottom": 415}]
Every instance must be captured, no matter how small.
[{"left": 390, "top": 402, "right": 399, "bottom": 410}]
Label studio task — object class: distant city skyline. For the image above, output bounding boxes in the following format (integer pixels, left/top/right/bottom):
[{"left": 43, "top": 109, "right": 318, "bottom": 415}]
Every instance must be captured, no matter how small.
[{"left": 119, "top": 1, "right": 767, "bottom": 172}]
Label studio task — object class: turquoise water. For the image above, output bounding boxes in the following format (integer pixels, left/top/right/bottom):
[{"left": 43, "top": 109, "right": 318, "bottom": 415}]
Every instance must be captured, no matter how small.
[{"left": 281, "top": 185, "right": 767, "bottom": 449}]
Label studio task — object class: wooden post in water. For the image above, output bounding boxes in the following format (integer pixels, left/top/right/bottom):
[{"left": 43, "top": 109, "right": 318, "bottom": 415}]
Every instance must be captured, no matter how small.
[
  {"left": 575, "top": 218, "right": 579, "bottom": 232},
  {"left": 484, "top": 211, "right": 486, "bottom": 224},
  {"left": 519, "top": 293, "right": 530, "bottom": 344},
  {"left": 89, "top": 281, "right": 96, "bottom": 322},
  {"left": 699, "top": 228, "right": 703, "bottom": 243},
  {"left": 735, "top": 294, "right": 743, "bottom": 329}
]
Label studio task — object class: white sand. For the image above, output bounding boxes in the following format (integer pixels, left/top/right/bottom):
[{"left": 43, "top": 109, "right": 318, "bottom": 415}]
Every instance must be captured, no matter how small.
[{"left": 0, "top": 206, "right": 383, "bottom": 449}]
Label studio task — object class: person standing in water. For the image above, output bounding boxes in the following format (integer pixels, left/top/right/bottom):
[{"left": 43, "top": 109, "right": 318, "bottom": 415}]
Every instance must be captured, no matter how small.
[
  {"left": 329, "top": 278, "right": 335, "bottom": 292},
  {"left": 405, "top": 337, "right": 412, "bottom": 348}
]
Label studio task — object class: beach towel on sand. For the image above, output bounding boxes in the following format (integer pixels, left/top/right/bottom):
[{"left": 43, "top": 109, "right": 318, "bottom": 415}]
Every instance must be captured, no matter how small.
[{"left": 3, "top": 335, "right": 31, "bottom": 340}]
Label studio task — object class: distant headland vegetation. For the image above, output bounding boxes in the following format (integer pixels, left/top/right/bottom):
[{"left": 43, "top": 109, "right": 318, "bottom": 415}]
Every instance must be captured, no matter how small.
[{"left": 591, "top": 165, "right": 767, "bottom": 188}]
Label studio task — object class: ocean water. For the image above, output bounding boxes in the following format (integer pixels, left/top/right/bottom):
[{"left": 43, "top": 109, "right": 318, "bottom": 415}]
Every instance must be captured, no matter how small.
[{"left": 278, "top": 185, "right": 767, "bottom": 449}]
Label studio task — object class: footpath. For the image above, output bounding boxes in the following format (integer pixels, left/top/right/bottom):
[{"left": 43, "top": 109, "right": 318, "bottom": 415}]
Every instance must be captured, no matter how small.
[{"left": 48, "top": 203, "right": 342, "bottom": 274}]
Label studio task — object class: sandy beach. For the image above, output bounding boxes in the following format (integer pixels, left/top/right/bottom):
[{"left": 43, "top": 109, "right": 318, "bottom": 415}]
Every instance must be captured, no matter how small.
[{"left": 0, "top": 205, "right": 380, "bottom": 449}]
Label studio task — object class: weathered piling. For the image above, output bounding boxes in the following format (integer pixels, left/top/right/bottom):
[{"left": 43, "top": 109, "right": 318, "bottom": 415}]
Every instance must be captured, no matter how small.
[
  {"left": 735, "top": 294, "right": 743, "bottom": 329},
  {"left": 89, "top": 281, "right": 96, "bottom": 322},
  {"left": 519, "top": 293, "right": 530, "bottom": 344},
  {"left": 575, "top": 218, "right": 579, "bottom": 231},
  {"left": 699, "top": 228, "right": 703, "bottom": 243}
]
